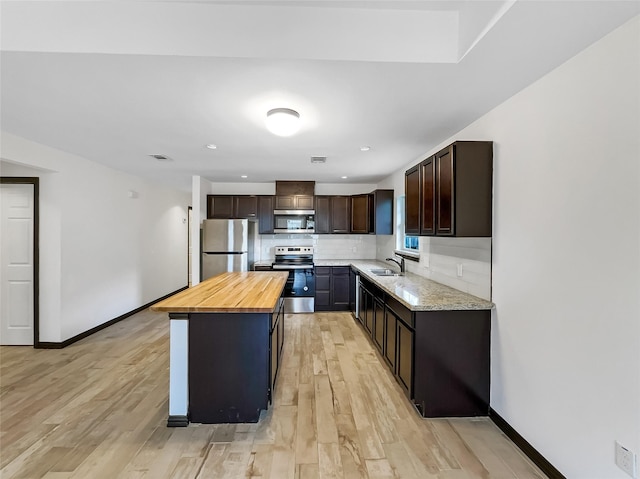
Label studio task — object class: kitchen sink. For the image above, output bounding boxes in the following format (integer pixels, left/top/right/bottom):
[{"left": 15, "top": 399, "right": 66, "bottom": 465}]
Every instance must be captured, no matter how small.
[{"left": 369, "top": 268, "right": 401, "bottom": 277}]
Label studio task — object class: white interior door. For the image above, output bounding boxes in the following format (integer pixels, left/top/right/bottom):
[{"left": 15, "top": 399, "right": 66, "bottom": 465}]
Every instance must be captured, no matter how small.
[{"left": 0, "top": 183, "right": 35, "bottom": 345}]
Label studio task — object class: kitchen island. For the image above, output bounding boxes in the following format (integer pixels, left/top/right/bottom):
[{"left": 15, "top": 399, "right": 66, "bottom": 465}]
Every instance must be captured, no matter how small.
[{"left": 152, "top": 271, "right": 288, "bottom": 426}]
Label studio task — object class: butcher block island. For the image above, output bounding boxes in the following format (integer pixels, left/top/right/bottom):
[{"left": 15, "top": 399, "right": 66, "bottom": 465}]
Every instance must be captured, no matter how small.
[{"left": 152, "top": 271, "right": 288, "bottom": 426}]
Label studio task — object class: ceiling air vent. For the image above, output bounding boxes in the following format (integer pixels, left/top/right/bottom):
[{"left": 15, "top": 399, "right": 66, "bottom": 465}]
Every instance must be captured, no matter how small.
[
  {"left": 310, "top": 156, "right": 327, "bottom": 164},
  {"left": 149, "top": 154, "right": 173, "bottom": 161}
]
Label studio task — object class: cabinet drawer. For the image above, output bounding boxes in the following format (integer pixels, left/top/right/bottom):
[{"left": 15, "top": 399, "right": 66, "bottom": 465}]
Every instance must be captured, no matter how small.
[
  {"left": 386, "top": 296, "right": 413, "bottom": 328},
  {"left": 315, "top": 266, "right": 331, "bottom": 275}
]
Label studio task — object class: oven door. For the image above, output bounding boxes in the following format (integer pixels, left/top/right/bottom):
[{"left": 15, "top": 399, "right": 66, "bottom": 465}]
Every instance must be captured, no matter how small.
[{"left": 273, "top": 266, "right": 315, "bottom": 313}]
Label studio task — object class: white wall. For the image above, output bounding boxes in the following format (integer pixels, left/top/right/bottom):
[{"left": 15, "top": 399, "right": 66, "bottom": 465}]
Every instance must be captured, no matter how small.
[
  {"left": 1, "top": 133, "right": 190, "bottom": 342},
  {"left": 379, "top": 16, "right": 640, "bottom": 478}
]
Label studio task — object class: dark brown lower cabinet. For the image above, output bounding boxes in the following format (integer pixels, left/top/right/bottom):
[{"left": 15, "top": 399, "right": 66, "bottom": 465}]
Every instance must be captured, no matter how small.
[
  {"left": 363, "top": 288, "right": 374, "bottom": 334},
  {"left": 395, "top": 317, "right": 414, "bottom": 399},
  {"left": 315, "top": 266, "right": 350, "bottom": 311},
  {"left": 357, "top": 283, "right": 366, "bottom": 326},
  {"left": 188, "top": 298, "right": 284, "bottom": 423},
  {"left": 413, "top": 310, "right": 490, "bottom": 417},
  {"left": 352, "top": 275, "right": 490, "bottom": 417},
  {"left": 383, "top": 308, "right": 397, "bottom": 370}
]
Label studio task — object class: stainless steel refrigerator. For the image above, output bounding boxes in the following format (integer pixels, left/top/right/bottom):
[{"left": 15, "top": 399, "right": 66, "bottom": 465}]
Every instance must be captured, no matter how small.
[{"left": 201, "top": 219, "right": 255, "bottom": 280}]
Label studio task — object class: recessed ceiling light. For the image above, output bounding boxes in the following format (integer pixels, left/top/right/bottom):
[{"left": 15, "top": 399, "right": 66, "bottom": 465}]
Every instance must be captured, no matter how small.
[
  {"left": 266, "top": 108, "right": 301, "bottom": 137},
  {"left": 360, "top": 146, "right": 371, "bottom": 152},
  {"left": 241, "top": 175, "right": 248, "bottom": 179},
  {"left": 206, "top": 144, "right": 217, "bottom": 150},
  {"left": 310, "top": 156, "right": 327, "bottom": 164},
  {"left": 341, "top": 176, "right": 348, "bottom": 179}
]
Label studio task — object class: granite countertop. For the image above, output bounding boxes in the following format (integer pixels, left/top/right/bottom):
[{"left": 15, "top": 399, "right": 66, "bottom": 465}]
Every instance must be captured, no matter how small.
[{"left": 317, "top": 259, "right": 494, "bottom": 312}]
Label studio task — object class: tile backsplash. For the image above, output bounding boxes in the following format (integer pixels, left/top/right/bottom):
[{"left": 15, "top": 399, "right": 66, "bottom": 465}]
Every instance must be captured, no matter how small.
[
  {"left": 405, "top": 237, "right": 492, "bottom": 300},
  {"left": 257, "top": 234, "right": 377, "bottom": 261}
]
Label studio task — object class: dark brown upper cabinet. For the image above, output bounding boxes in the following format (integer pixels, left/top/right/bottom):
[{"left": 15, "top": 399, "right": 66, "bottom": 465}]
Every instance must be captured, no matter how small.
[
  {"left": 207, "top": 195, "right": 259, "bottom": 219},
  {"left": 257, "top": 195, "right": 274, "bottom": 234},
  {"left": 234, "top": 196, "right": 258, "bottom": 219},
  {"left": 207, "top": 195, "right": 234, "bottom": 218},
  {"left": 420, "top": 157, "right": 435, "bottom": 235},
  {"left": 371, "top": 189, "right": 394, "bottom": 235},
  {"left": 406, "top": 141, "right": 493, "bottom": 237},
  {"left": 274, "top": 195, "right": 314, "bottom": 210},
  {"left": 351, "top": 190, "right": 394, "bottom": 235},
  {"left": 404, "top": 165, "right": 421, "bottom": 235},
  {"left": 314, "top": 196, "right": 331, "bottom": 234},
  {"left": 329, "top": 196, "right": 351, "bottom": 234},
  {"left": 314, "top": 195, "right": 350, "bottom": 234},
  {"left": 350, "top": 194, "right": 370, "bottom": 234}
]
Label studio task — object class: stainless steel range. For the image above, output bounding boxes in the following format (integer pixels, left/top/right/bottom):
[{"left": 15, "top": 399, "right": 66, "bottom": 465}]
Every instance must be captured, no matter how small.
[{"left": 272, "top": 246, "right": 315, "bottom": 313}]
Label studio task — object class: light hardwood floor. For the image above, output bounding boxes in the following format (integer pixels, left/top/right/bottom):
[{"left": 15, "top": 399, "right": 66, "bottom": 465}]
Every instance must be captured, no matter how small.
[{"left": 0, "top": 309, "right": 546, "bottom": 479}]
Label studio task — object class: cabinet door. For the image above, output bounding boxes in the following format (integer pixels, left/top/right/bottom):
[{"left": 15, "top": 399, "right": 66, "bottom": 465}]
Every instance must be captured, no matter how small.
[
  {"left": 275, "top": 195, "right": 314, "bottom": 209},
  {"left": 420, "top": 157, "right": 436, "bottom": 235},
  {"left": 396, "top": 319, "right": 414, "bottom": 398},
  {"left": 314, "top": 267, "right": 331, "bottom": 311},
  {"left": 359, "top": 286, "right": 373, "bottom": 332},
  {"left": 404, "top": 166, "right": 420, "bottom": 235},
  {"left": 350, "top": 194, "right": 370, "bottom": 234},
  {"left": 384, "top": 308, "right": 397, "bottom": 370},
  {"left": 235, "top": 196, "right": 258, "bottom": 219},
  {"left": 332, "top": 267, "right": 350, "bottom": 310},
  {"left": 257, "top": 196, "right": 274, "bottom": 234},
  {"left": 275, "top": 196, "right": 294, "bottom": 209},
  {"left": 436, "top": 146, "right": 454, "bottom": 236},
  {"left": 207, "top": 195, "right": 234, "bottom": 219},
  {"left": 373, "top": 299, "right": 385, "bottom": 353},
  {"left": 372, "top": 190, "right": 394, "bottom": 235},
  {"left": 315, "top": 196, "right": 331, "bottom": 234},
  {"left": 330, "top": 196, "right": 351, "bottom": 233},
  {"left": 295, "top": 196, "right": 314, "bottom": 209},
  {"left": 364, "top": 290, "right": 374, "bottom": 335}
]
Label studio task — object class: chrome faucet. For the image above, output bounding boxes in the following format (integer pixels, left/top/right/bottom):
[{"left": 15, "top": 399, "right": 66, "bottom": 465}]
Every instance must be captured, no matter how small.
[{"left": 385, "top": 256, "right": 405, "bottom": 274}]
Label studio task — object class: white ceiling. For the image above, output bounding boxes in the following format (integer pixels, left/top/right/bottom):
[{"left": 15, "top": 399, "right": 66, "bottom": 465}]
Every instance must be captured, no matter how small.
[{"left": 1, "top": 1, "right": 639, "bottom": 191}]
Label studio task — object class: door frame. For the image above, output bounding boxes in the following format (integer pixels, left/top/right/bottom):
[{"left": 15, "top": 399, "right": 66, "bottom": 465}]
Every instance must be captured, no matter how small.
[{"left": 0, "top": 177, "right": 40, "bottom": 347}]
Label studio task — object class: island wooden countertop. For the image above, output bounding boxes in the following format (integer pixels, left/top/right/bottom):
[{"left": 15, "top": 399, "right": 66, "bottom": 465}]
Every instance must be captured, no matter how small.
[{"left": 151, "top": 271, "right": 288, "bottom": 313}]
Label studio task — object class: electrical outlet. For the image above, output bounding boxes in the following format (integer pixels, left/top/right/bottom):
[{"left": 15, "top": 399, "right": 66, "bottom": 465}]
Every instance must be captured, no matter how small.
[
  {"left": 456, "top": 263, "right": 463, "bottom": 277},
  {"left": 616, "top": 441, "right": 637, "bottom": 478}
]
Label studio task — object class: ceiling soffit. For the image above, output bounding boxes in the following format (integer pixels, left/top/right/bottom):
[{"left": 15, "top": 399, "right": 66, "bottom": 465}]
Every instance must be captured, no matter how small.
[{"left": 1, "top": 1, "right": 513, "bottom": 63}]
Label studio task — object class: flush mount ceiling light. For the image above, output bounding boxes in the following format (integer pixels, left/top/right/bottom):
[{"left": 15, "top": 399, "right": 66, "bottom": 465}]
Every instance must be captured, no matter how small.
[
  {"left": 265, "top": 108, "right": 300, "bottom": 137},
  {"left": 205, "top": 144, "right": 217, "bottom": 150},
  {"left": 360, "top": 146, "right": 371, "bottom": 152}
]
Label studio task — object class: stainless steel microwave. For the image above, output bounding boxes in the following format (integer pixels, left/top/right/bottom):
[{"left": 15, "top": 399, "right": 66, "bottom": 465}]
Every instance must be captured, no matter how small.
[{"left": 273, "top": 210, "right": 315, "bottom": 233}]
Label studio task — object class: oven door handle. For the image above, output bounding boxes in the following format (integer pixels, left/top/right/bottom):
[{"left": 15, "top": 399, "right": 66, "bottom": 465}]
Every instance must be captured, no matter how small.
[{"left": 272, "top": 264, "right": 314, "bottom": 270}]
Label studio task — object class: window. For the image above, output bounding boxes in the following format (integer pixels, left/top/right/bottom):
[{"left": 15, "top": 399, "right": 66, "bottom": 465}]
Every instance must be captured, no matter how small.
[{"left": 396, "top": 196, "right": 419, "bottom": 254}]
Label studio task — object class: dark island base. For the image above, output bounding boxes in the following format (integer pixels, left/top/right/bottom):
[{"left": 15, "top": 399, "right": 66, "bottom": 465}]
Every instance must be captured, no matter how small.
[{"left": 188, "top": 313, "right": 271, "bottom": 424}]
